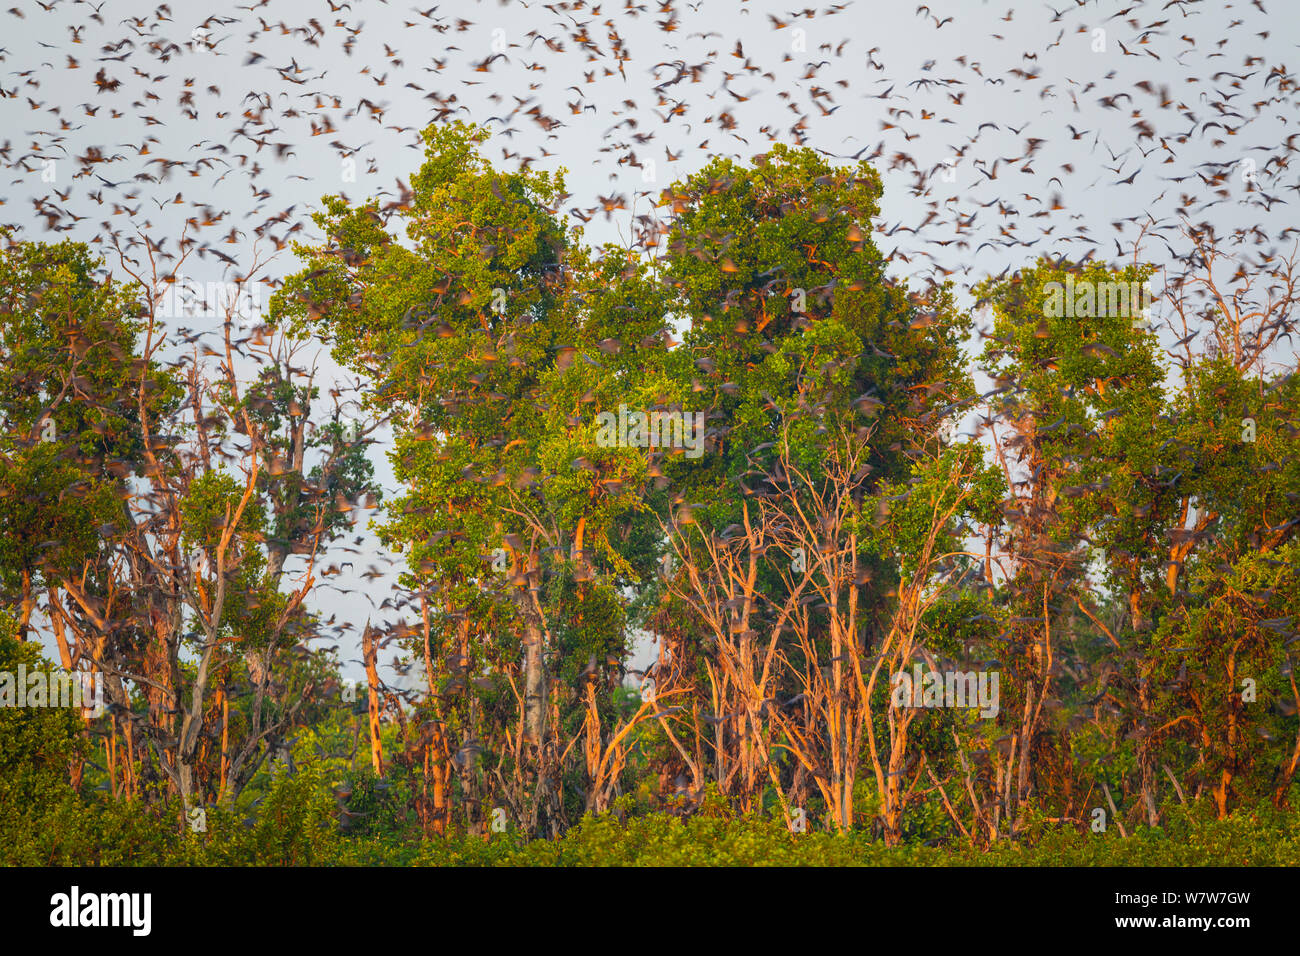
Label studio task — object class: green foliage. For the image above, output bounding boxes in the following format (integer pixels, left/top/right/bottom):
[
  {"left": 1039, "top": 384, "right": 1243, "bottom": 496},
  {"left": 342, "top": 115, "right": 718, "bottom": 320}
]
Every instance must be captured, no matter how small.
[
  {"left": 0, "top": 613, "right": 88, "bottom": 862},
  {"left": 4, "top": 126, "right": 1298, "bottom": 865}
]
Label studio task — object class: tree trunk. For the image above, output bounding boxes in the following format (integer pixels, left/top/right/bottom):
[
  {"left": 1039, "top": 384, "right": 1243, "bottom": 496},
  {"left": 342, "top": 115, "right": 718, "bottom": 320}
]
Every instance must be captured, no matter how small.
[
  {"left": 522, "top": 598, "right": 546, "bottom": 749},
  {"left": 363, "top": 622, "right": 385, "bottom": 775}
]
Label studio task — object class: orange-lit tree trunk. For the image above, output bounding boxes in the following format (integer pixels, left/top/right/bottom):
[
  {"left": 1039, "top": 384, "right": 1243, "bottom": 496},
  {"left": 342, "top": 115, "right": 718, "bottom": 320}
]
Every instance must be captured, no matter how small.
[{"left": 363, "top": 621, "right": 385, "bottom": 776}]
